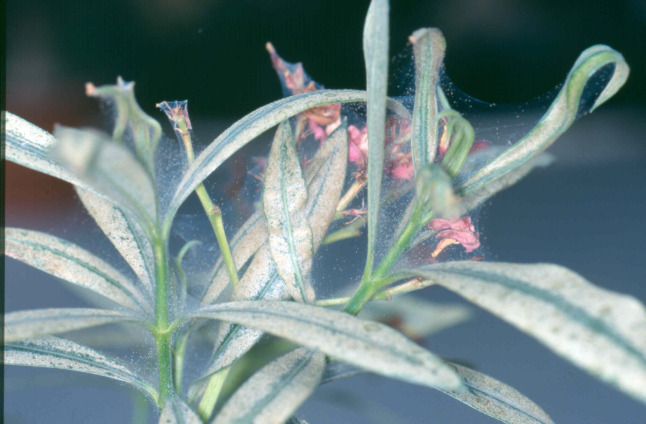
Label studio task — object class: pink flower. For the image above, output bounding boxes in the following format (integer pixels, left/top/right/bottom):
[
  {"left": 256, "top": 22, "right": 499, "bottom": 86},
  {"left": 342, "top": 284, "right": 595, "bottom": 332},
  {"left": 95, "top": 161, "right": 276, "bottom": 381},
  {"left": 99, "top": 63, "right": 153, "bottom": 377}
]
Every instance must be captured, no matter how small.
[
  {"left": 428, "top": 216, "right": 480, "bottom": 257},
  {"left": 266, "top": 42, "right": 340, "bottom": 126},
  {"left": 348, "top": 125, "right": 369, "bottom": 168},
  {"left": 308, "top": 117, "right": 342, "bottom": 144},
  {"left": 386, "top": 153, "right": 414, "bottom": 180}
]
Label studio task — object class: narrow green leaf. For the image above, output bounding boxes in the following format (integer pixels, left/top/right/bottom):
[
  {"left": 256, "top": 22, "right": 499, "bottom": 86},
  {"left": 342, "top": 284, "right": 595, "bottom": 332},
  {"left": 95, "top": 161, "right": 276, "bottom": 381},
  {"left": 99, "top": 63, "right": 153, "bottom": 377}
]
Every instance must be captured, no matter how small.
[
  {"left": 410, "top": 28, "right": 446, "bottom": 171},
  {"left": 211, "top": 348, "right": 325, "bottom": 424},
  {"left": 191, "top": 300, "right": 463, "bottom": 391},
  {"left": 6, "top": 228, "right": 150, "bottom": 313},
  {"left": 4, "top": 308, "right": 145, "bottom": 342},
  {"left": 408, "top": 261, "right": 646, "bottom": 404},
  {"left": 440, "top": 363, "right": 555, "bottom": 424},
  {"left": 198, "top": 125, "right": 349, "bottom": 378},
  {"left": 76, "top": 187, "right": 155, "bottom": 298},
  {"left": 159, "top": 396, "right": 202, "bottom": 424},
  {"left": 263, "top": 122, "right": 315, "bottom": 303},
  {"left": 52, "top": 126, "right": 158, "bottom": 230},
  {"left": 438, "top": 111, "right": 475, "bottom": 178},
  {"left": 457, "top": 45, "right": 629, "bottom": 196},
  {"left": 164, "top": 89, "right": 409, "bottom": 239},
  {"left": 361, "top": 0, "right": 389, "bottom": 278},
  {"left": 3, "top": 336, "right": 158, "bottom": 402}
]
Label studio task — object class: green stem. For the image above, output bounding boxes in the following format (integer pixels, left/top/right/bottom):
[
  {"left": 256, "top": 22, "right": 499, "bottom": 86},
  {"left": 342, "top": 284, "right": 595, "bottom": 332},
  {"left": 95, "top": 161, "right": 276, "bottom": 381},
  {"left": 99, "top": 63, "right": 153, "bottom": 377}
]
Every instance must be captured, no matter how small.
[
  {"left": 343, "top": 203, "right": 428, "bottom": 315},
  {"left": 153, "top": 238, "right": 173, "bottom": 405},
  {"left": 197, "top": 366, "right": 231, "bottom": 421}
]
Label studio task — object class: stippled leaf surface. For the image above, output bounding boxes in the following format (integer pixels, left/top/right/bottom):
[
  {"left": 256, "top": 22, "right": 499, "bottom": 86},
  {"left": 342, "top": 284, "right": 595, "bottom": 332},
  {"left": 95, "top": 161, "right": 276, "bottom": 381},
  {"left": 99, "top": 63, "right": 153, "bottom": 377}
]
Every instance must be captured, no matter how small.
[
  {"left": 409, "top": 261, "right": 646, "bottom": 404},
  {"left": 3, "top": 336, "right": 158, "bottom": 402},
  {"left": 361, "top": 0, "right": 389, "bottom": 277},
  {"left": 4, "top": 308, "right": 144, "bottom": 342},
  {"left": 263, "top": 122, "right": 314, "bottom": 303},
  {"left": 163, "top": 89, "right": 408, "bottom": 238},
  {"left": 159, "top": 396, "right": 202, "bottom": 424},
  {"left": 211, "top": 348, "right": 325, "bottom": 424},
  {"left": 76, "top": 187, "right": 155, "bottom": 298},
  {"left": 410, "top": 28, "right": 445, "bottom": 171},
  {"left": 458, "top": 45, "right": 628, "bottom": 196},
  {"left": 440, "top": 363, "right": 555, "bottom": 424},
  {"left": 196, "top": 125, "right": 348, "bottom": 380},
  {"left": 5, "top": 112, "right": 93, "bottom": 191},
  {"left": 52, "top": 126, "right": 157, "bottom": 231},
  {"left": 5, "top": 228, "right": 150, "bottom": 312},
  {"left": 191, "top": 300, "right": 463, "bottom": 391}
]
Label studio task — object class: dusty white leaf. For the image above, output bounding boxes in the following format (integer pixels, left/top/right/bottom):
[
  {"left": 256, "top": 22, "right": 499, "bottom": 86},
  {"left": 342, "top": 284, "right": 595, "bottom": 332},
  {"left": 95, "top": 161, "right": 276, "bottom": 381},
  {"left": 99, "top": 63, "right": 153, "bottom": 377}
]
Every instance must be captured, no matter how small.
[
  {"left": 159, "top": 396, "right": 202, "bottom": 424},
  {"left": 5, "top": 228, "right": 150, "bottom": 312},
  {"left": 4, "top": 308, "right": 144, "bottom": 342},
  {"left": 3, "top": 336, "right": 158, "bottom": 401},
  {"left": 263, "top": 121, "right": 314, "bottom": 303},
  {"left": 201, "top": 121, "right": 347, "bottom": 304},
  {"left": 440, "top": 363, "right": 555, "bottom": 424},
  {"left": 202, "top": 211, "right": 266, "bottom": 304},
  {"left": 362, "top": 0, "right": 389, "bottom": 276},
  {"left": 359, "top": 295, "right": 472, "bottom": 338},
  {"left": 410, "top": 261, "right": 646, "bottom": 404},
  {"left": 199, "top": 125, "right": 349, "bottom": 379},
  {"left": 410, "top": 28, "right": 445, "bottom": 170},
  {"left": 191, "top": 300, "right": 463, "bottom": 391},
  {"left": 163, "top": 89, "right": 409, "bottom": 238},
  {"left": 52, "top": 126, "right": 157, "bottom": 230},
  {"left": 212, "top": 348, "right": 325, "bottom": 424},
  {"left": 458, "top": 45, "right": 628, "bottom": 196},
  {"left": 76, "top": 187, "right": 155, "bottom": 298},
  {"left": 5, "top": 112, "right": 93, "bottom": 191}
]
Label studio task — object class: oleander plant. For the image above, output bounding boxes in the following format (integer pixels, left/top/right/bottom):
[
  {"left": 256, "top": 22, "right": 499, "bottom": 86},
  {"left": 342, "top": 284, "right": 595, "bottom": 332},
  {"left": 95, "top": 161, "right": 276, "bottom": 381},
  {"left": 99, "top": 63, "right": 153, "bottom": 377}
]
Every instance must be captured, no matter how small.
[{"left": 4, "top": 0, "right": 645, "bottom": 422}]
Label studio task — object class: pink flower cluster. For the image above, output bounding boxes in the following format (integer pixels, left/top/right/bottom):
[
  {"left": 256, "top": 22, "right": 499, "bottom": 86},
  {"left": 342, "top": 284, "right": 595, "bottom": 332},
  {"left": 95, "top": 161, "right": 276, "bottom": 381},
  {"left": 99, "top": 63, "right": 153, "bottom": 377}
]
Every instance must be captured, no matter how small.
[{"left": 427, "top": 217, "right": 480, "bottom": 258}]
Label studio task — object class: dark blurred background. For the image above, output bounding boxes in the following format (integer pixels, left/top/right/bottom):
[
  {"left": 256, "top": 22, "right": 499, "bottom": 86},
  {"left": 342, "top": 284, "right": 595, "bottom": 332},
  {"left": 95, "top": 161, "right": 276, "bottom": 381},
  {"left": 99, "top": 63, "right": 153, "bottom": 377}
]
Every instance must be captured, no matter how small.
[{"left": 5, "top": 0, "right": 646, "bottom": 423}]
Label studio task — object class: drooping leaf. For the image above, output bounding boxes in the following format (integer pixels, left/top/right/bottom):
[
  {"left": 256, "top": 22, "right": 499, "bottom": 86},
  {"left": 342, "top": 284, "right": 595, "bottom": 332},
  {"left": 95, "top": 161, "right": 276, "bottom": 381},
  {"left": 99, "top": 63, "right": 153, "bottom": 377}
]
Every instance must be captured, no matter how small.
[
  {"left": 52, "top": 126, "right": 158, "bottom": 230},
  {"left": 211, "top": 348, "right": 325, "bottom": 424},
  {"left": 457, "top": 45, "right": 629, "bottom": 196},
  {"left": 410, "top": 28, "right": 446, "bottom": 172},
  {"left": 76, "top": 187, "right": 155, "bottom": 298},
  {"left": 408, "top": 261, "right": 646, "bottom": 404},
  {"left": 159, "top": 396, "right": 202, "bottom": 424},
  {"left": 263, "top": 121, "right": 314, "bottom": 303},
  {"left": 163, "top": 89, "right": 409, "bottom": 239},
  {"left": 440, "top": 363, "right": 555, "bottom": 424},
  {"left": 361, "top": 0, "right": 389, "bottom": 278},
  {"left": 4, "top": 308, "right": 145, "bottom": 342},
  {"left": 190, "top": 300, "right": 463, "bottom": 391},
  {"left": 3, "top": 336, "right": 158, "bottom": 402},
  {"left": 197, "top": 126, "right": 348, "bottom": 380},
  {"left": 5, "top": 228, "right": 150, "bottom": 312}
]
